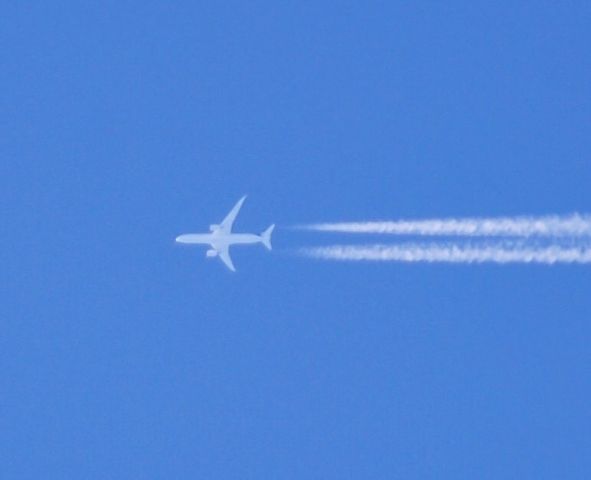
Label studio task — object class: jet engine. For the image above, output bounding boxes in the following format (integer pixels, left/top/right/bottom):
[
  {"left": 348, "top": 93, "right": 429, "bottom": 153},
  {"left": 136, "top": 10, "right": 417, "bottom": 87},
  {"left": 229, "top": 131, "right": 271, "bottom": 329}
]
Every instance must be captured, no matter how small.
[
  {"left": 206, "top": 249, "right": 218, "bottom": 258},
  {"left": 209, "top": 224, "right": 220, "bottom": 232}
]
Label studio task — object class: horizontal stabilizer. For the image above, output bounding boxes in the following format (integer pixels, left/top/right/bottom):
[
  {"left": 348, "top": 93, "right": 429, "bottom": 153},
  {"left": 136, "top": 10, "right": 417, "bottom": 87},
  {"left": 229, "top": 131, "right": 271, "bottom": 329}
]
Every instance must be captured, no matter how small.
[{"left": 261, "top": 224, "right": 275, "bottom": 250}]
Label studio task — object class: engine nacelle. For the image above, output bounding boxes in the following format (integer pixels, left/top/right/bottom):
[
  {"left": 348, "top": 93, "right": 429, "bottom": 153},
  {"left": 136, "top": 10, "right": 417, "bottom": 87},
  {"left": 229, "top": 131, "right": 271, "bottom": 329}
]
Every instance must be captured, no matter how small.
[
  {"left": 206, "top": 249, "right": 218, "bottom": 258},
  {"left": 209, "top": 224, "right": 220, "bottom": 232}
]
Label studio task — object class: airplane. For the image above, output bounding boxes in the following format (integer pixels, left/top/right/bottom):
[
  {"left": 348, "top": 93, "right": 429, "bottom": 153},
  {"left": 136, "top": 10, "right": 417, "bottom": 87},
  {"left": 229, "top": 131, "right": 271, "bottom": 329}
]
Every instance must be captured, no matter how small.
[{"left": 175, "top": 196, "right": 274, "bottom": 272}]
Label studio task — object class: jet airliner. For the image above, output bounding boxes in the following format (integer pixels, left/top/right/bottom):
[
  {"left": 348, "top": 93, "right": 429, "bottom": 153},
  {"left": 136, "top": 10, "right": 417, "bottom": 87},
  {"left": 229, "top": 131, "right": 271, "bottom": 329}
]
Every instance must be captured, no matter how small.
[{"left": 175, "top": 196, "right": 274, "bottom": 271}]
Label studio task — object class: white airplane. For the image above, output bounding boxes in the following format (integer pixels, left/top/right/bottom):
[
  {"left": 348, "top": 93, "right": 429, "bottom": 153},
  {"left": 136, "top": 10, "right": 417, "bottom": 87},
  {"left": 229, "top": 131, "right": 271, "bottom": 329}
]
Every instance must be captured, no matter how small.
[{"left": 175, "top": 196, "right": 274, "bottom": 272}]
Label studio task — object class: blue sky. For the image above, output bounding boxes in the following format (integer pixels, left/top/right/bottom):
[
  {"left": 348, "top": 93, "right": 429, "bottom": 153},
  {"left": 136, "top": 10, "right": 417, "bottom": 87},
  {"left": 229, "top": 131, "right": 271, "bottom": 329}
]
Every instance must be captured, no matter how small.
[{"left": 2, "top": 2, "right": 590, "bottom": 478}]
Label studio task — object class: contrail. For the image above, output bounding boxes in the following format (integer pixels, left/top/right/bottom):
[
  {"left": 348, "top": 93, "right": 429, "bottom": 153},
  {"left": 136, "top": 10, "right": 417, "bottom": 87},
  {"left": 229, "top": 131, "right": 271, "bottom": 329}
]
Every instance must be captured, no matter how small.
[
  {"left": 299, "top": 214, "right": 591, "bottom": 237},
  {"left": 301, "top": 242, "right": 591, "bottom": 264}
]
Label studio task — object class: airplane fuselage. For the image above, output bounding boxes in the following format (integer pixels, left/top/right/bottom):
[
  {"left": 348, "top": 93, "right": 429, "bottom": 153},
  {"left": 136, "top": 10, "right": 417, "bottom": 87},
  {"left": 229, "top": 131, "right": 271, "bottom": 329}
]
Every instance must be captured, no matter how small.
[{"left": 175, "top": 232, "right": 263, "bottom": 247}]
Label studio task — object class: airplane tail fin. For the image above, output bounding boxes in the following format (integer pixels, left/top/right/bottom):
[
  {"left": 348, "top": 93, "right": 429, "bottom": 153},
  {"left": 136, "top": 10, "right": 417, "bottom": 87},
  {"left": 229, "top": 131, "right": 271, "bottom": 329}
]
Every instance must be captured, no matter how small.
[{"left": 261, "top": 224, "right": 275, "bottom": 250}]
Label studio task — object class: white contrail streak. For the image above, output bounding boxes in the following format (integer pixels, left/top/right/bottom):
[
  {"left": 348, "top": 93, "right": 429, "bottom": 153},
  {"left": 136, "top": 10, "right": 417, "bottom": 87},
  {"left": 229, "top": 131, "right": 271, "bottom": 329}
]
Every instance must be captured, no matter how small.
[
  {"left": 300, "top": 214, "right": 591, "bottom": 237},
  {"left": 302, "top": 242, "right": 591, "bottom": 264}
]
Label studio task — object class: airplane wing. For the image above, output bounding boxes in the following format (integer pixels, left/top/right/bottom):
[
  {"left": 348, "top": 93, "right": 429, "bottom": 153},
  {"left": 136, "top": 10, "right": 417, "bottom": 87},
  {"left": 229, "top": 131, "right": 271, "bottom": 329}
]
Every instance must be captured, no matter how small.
[
  {"left": 219, "top": 196, "right": 247, "bottom": 234},
  {"left": 218, "top": 247, "right": 236, "bottom": 272}
]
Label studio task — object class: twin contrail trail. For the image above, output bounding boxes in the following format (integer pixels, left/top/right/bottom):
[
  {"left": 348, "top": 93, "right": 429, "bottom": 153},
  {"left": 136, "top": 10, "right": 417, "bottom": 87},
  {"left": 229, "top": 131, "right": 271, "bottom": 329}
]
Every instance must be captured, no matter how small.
[
  {"left": 298, "top": 213, "right": 591, "bottom": 265},
  {"left": 302, "top": 242, "right": 591, "bottom": 265},
  {"left": 299, "top": 214, "right": 591, "bottom": 237}
]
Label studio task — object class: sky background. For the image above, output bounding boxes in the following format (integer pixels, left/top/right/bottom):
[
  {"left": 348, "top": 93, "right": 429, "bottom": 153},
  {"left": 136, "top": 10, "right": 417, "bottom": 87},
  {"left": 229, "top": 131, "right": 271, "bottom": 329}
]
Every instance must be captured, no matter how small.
[{"left": 2, "top": 2, "right": 590, "bottom": 478}]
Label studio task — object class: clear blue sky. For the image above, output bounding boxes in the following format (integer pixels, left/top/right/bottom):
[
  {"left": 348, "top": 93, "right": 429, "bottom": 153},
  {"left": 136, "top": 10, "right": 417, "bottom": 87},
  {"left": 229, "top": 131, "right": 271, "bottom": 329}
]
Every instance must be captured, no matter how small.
[{"left": 2, "top": 2, "right": 590, "bottom": 478}]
